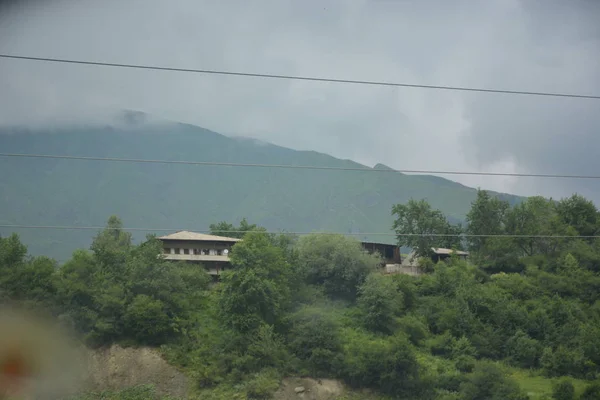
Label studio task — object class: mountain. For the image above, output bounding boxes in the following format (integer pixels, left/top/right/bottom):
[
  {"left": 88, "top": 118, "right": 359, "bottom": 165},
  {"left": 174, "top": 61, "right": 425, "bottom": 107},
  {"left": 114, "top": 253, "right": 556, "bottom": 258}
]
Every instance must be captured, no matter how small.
[{"left": 0, "top": 114, "right": 523, "bottom": 260}]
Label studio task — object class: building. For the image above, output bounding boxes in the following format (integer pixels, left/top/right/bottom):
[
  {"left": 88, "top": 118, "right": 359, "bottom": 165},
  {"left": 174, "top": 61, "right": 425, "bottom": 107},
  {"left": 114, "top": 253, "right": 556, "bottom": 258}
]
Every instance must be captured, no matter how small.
[
  {"left": 361, "top": 241, "right": 402, "bottom": 265},
  {"left": 401, "top": 247, "right": 469, "bottom": 268},
  {"left": 430, "top": 248, "right": 469, "bottom": 263},
  {"left": 158, "top": 230, "right": 241, "bottom": 276},
  {"left": 360, "top": 241, "right": 425, "bottom": 276}
]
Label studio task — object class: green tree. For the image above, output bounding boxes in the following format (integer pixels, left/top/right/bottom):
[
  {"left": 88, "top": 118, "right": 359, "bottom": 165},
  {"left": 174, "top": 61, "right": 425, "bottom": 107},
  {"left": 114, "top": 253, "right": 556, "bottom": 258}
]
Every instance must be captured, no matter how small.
[
  {"left": 581, "top": 381, "right": 600, "bottom": 400},
  {"left": 505, "top": 197, "right": 570, "bottom": 258},
  {"left": 552, "top": 378, "right": 575, "bottom": 400},
  {"left": 89, "top": 215, "right": 132, "bottom": 274},
  {"left": 55, "top": 249, "right": 100, "bottom": 333},
  {"left": 451, "top": 336, "right": 477, "bottom": 359},
  {"left": 505, "top": 330, "right": 543, "bottom": 368},
  {"left": 559, "top": 238, "right": 600, "bottom": 273},
  {"left": 459, "top": 361, "right": 528, "bottom": 400},
  {"left": 465, "top": 189, "right": 510, "bottom": 253},
  {"left": 390, "top": 274, "right": 418, "bottom": 311},
  {"left": 57, "top": 216, "right": 210, "bottom": 346},
  {"left": 209, "top": 217, "right": 265, "bottom": 239},
  {"left": 357, "top": 273, "right": 404, "bottom": 334},
  {"left": 287, "top": 307, "right": 343, "bottom": 376},
  {"left": 540, "top": 345, "right": 586, "bottom": 378},
  {"left": 123, "top": 294, "right": 172, "bottom": 345},
  {"left": 0, "top": 234, "right": 57, "bottom": 308},
  {"left": 125, "top": 236, "right": 210, "bottom": 341},
  {"left": 341, "top": 331, "right": 421, "bottom": 397},
  {"left": 296, "top": 234, "right": 379, "bottom": 300},
  {"left": 392, "top": 199, "right": 463, "bottom": 258},
  {"left": 217, "top": 231, "right": 291, "bottom": 332},
  {"left": 396, "top": 314, "right": 429, "bottom": 345},
  {"left": 556, "top": 194, "right": 599, "bottom": 237},
  {"left": 557, "top": 253, "right": 581, "bottom": 276},
  {"left": 242, "top": 324, "right": 292, "bottom": 374},
  {"left": 0, "top": 233, "right": 27, "bottom": 267},
  {"left": 4, "top": 256, "right": 58, "bottom": 306},
  {"left": 210, "top": 219, "right": 297, "bottom": 267}
]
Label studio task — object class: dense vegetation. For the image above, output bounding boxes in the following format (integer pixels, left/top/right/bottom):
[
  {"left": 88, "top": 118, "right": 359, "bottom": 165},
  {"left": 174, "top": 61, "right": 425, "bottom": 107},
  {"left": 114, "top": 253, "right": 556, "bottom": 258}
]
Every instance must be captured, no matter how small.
[
  {"left": 68, "top": 385, "right": 179, "bottom": 400},
  {"left": 0, "top": 117, "right": 521, "bottom": 259},
  {"left": 3, "top": 190, "right": 600, "bottom": 399}
]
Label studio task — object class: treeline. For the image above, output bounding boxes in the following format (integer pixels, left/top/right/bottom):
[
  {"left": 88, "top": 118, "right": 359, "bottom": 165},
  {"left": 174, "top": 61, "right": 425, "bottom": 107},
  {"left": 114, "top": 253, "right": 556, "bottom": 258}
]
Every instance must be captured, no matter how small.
[
  {"left": 394, "top": 192, "right": 600, "bottom": 274},
  {"left": 0, "top": 215, "right": 212, "bottom": 347},
  {"left": 2, "top": 192, "right": 600, "bottom": 399}
]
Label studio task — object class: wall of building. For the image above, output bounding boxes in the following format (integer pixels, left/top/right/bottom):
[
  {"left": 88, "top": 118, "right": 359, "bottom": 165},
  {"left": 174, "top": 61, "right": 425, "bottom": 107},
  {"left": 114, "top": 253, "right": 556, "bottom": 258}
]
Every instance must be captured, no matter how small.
[
  {"left": 161, "top": 240, "right": 235, "bottom": 256},
  {"left": 160, "top": 240, "right": 236, "bottom": 278},
  {"left": 361, "top": 242, "right": 401, "bottom": 264},
  {"left": 383, "top": 264, "right": 422, "bottom": 276},
  {"left": 432, "top": 254, "right": 468, "bottom": 263}
]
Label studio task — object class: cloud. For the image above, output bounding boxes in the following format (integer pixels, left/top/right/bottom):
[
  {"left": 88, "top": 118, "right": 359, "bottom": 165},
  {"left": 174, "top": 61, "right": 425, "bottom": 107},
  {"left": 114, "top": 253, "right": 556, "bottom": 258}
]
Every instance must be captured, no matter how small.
[
  {"left": 0, "top": 0, "right": 598, "bottom": 201},
  {"left": 459, "top": 0, "right": 600, "bottom": 199}
]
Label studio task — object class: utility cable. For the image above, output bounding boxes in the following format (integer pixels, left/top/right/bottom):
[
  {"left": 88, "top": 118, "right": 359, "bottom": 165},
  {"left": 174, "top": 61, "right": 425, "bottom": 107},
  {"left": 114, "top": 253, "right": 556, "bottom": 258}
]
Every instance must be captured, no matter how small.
[
  {"left": 1, "top": 54, "right": 599, "bottom": 100},
  {"left": 0, "top": 153, "right": 598, "bottom": 180},
  {"left": 0, "top": 224, "right": 597, "bottom": 239}
]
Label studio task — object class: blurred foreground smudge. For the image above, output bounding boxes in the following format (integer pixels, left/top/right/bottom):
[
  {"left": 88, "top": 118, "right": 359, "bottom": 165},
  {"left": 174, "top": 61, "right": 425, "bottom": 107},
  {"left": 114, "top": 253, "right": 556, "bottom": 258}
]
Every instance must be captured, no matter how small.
[{"left": 0, "top": 305, "right": 86, "bottom": 399}]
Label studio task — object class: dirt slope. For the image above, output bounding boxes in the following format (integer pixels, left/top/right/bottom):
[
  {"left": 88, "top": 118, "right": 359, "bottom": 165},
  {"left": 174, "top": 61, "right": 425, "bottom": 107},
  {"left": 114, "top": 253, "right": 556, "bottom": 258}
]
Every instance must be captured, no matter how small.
[
  {"left": 84, "top": 344, "right": 188, "bottom": 398},
  {"left": 82, "top": 347, "right": 373, "bottom": 400}
]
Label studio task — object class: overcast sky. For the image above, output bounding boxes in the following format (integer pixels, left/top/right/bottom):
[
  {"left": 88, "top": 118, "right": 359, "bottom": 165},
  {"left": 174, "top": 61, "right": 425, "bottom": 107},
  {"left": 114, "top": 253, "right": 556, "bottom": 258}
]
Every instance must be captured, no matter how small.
[{"left": 1, "top": 0, "right": 599, "bottom": 201}]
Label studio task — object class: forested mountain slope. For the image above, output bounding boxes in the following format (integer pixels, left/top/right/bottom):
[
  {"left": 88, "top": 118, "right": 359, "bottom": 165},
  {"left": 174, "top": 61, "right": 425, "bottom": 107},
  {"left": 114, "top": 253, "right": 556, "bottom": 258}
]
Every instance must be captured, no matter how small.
[{"left": 0, "top": 114, "right": 522, "bottom": 259}]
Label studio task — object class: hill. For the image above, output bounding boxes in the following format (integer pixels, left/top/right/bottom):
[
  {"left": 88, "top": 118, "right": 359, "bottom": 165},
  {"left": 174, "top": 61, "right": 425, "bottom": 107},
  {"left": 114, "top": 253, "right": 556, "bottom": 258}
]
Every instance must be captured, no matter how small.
[
  {"left": 0, "top": 113, "right": 523, "bottom": 259},
  {"left": 4, "top": 196, "right": 600, "bottom": 399}
]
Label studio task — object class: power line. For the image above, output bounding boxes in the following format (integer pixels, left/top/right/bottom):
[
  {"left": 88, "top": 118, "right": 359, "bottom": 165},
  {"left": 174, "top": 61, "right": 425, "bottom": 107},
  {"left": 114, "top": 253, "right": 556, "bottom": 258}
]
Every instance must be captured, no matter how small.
[
  {"left": 0, "top": 224, "right": 597, "bottom": 239},
  {"left": 1, "top": 54, "right": 599, "bottom": 100},
  {"left": 1, "top": 152, "right": 598, "bottom": 180}
]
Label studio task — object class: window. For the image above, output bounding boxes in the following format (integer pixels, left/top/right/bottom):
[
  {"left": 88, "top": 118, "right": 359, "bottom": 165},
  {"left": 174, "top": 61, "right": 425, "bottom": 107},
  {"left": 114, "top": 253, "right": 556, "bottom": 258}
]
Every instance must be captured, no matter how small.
[
  {"left": 183, "top": 248, "right": 189, "bottom": 255},
  {"left": 385, "top": 247, "right": 394, "bottom": 259},
  {"left": 164, "top": 248, "right": 170, "bottom": 254}
]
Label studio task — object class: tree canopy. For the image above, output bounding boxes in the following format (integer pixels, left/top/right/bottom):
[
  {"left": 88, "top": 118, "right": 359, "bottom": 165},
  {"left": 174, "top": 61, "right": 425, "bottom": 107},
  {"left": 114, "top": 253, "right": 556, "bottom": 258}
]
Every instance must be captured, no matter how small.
[
  {"left": 209, "top": 218, "right": 265, "bottom": 239},
  {"left": 295, "top": 233, "right": 380, "bottom": 300},
  {"left": 392, "top": 199, "right": 463, "bottom": 257},
  {"left": 5, "top": 191, "right": 600, "bottom": 399}
]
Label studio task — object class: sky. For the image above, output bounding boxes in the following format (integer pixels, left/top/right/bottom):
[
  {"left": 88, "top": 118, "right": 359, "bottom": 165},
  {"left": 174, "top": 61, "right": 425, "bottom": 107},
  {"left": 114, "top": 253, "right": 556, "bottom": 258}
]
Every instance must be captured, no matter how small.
[{"left": 0, "top": 0, "right": 599, "bottom": 201}]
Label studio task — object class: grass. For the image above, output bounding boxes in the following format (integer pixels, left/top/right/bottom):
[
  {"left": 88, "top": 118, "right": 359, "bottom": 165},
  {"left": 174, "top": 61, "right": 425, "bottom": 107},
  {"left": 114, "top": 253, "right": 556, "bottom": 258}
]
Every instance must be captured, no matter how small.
[
  {"left": 509, "top": 367, "right": 588, "bottom": 399},
  {"left": 334, "top": 393, "right": 388, "bottom": 400},
  {"left": 68, "top": 384, "right": 181, "bottom": 400}
]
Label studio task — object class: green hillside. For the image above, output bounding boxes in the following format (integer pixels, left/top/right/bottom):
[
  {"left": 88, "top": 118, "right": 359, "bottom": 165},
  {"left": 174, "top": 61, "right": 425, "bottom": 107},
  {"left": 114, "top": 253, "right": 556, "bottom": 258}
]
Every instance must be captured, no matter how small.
[{"left": 0, "top": 115, "right": 522, "bottom": 259}]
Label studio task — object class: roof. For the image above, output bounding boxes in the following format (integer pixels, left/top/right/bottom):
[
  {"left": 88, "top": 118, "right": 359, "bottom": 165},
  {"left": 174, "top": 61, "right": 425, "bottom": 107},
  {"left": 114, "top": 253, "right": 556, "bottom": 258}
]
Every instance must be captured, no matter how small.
[
  {"left": 400, "top": 248, "right": 469, "bottom": 268},
  {"left": 431, "top": 248, "right": 469, "bottom": 256},
  {"left": 360, "top": 241, "right": 398, "bottom": 247},
  {"left": 158, "top": 230, "right": 241, "bottom": 242}
]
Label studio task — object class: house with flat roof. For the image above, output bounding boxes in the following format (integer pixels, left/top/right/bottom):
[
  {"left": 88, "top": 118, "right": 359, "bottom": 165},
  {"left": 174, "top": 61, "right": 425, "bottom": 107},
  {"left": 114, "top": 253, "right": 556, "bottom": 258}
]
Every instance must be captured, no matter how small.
[
  {"left": 158, "top": 230, "right": 241, "bottom": 276},
  {"left": 401, "top": 247, "right": 469, "bottom": 268},
  {"left": 430, "top": 247, "right": 469, "bottom": 263},
  {"left": 360, "top": 241, "right": 402, "bottom": 265}
]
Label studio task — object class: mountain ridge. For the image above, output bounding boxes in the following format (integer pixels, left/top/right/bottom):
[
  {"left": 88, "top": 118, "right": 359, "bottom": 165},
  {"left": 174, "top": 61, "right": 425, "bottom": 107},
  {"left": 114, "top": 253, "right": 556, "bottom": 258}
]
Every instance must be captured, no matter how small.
[{"left": 0, "top": 115, "right": 524, "bottom": 259}]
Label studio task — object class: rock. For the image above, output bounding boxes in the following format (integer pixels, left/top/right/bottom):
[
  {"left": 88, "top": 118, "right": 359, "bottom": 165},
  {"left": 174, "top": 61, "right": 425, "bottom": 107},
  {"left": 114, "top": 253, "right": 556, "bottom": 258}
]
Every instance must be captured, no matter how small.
[
  {"left": 274, "top": 378, "right": 345, "bottom": 400},
  {"left": 294, "top": 386, "right": 306, "bottom": 393}
]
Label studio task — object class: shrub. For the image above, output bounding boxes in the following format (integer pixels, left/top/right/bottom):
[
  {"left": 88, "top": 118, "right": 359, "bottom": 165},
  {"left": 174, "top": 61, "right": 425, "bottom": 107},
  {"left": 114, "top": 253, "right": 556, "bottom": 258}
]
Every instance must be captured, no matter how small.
[
  {"left": 287, "top": 307, "right": 343, "bottom": 376},
  {"left": 552, "top": 378, "right": 575, "bottom": 400}
]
